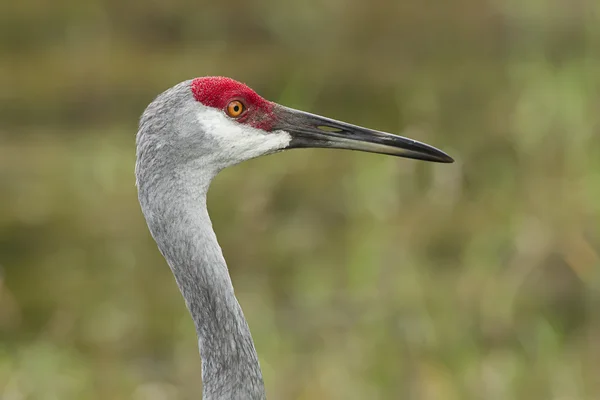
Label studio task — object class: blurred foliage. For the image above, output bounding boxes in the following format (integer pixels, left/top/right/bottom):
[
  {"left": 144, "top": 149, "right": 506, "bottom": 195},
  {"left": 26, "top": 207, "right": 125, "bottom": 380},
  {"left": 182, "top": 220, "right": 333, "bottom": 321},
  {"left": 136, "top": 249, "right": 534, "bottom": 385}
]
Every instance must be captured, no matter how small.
[{"left": 1, "top": 0, "right": 600, "bottom": 399}]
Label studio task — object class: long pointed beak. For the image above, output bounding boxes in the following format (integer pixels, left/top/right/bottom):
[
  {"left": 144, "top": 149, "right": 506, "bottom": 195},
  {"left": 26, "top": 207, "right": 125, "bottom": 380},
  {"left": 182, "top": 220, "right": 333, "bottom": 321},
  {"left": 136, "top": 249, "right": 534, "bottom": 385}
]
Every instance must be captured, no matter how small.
[{"left": 273, "top": 105, "right": 453, "bottom": 163}]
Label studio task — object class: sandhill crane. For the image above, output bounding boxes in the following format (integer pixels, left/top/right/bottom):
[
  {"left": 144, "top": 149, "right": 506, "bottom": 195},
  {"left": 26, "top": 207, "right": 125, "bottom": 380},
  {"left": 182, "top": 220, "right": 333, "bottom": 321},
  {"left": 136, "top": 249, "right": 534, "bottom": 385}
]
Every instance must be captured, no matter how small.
[{"left": 135, "top": 76, "right": 453, "bottom": 400}]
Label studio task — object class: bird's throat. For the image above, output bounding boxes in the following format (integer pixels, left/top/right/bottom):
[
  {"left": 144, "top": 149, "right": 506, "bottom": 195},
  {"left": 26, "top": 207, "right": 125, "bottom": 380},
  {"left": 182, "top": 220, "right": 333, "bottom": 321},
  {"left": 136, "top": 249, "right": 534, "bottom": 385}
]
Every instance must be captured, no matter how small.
[{"left": 137, "top": 173, "right": 266, "bottom": 399}]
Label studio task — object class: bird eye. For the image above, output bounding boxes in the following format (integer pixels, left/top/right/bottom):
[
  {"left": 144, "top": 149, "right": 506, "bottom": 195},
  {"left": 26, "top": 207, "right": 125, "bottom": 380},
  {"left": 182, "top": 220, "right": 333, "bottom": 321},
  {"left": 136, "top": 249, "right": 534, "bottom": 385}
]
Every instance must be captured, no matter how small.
[{"left": 226, "top": 100, "right": 245, "bottom": 118}]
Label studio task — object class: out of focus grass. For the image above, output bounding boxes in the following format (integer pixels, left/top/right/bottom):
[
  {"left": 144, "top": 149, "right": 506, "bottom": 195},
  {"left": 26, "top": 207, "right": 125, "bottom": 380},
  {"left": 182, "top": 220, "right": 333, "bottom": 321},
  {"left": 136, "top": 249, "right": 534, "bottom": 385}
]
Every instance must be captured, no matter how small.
[{"left": 1, "top": 0, "right": 599, "bottom": 399}]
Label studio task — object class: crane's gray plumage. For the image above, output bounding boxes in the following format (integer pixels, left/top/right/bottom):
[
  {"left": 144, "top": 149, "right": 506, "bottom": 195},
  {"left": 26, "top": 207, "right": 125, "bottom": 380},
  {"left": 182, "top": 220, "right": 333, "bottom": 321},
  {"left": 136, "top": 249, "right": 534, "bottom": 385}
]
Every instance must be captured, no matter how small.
[
  {"left": 136, "top": 81, "right": 279, "bottom": 399},
  {"left": 136, "top": 77, "right": 453, "bottom": 399}
]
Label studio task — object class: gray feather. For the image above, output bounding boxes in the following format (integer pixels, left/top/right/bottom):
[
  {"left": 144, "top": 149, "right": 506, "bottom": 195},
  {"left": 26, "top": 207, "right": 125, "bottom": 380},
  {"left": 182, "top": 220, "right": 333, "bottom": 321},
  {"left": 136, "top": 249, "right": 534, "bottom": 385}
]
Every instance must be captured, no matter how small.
[{"left": 136, "top": 81, "right": 267, "bottom": 400}]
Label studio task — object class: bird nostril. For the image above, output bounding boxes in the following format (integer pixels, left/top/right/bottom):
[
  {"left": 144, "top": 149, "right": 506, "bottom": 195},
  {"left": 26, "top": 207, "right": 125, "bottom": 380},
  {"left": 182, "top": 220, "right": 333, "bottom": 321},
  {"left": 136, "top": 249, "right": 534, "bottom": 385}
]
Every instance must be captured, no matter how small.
[{"left": 317, "top": 125, "right": 343, "bottom": 133}]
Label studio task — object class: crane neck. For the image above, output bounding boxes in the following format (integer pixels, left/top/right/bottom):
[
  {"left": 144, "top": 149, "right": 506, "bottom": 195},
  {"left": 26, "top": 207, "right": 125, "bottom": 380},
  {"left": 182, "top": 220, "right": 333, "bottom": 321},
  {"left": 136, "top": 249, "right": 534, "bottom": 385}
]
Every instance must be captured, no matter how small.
[{"left": 136, "top": 163, "right": 265, "bottom": 400}]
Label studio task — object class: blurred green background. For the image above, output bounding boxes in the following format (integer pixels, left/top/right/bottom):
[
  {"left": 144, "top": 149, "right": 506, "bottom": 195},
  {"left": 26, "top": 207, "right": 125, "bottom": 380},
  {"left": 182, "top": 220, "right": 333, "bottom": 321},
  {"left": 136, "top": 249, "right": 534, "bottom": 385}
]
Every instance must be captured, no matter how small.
[{"left": 1, "top": 0, "right": 600, "bottom": 399}]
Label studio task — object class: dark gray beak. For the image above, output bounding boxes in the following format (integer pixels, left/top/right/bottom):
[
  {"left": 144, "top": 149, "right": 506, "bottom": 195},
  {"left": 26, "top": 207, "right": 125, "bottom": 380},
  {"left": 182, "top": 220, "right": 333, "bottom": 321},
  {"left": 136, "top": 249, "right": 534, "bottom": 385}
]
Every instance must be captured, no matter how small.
[{"left": 273, "top": 105, "right": 454, "bottom": 163}]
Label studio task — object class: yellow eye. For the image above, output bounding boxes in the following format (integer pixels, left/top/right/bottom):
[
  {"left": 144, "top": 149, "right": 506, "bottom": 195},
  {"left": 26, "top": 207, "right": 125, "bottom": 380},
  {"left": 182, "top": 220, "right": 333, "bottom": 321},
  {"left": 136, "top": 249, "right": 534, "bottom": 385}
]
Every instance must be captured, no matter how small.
[{"left": 226, "top": 100, "right": 245, "bottom": 118}]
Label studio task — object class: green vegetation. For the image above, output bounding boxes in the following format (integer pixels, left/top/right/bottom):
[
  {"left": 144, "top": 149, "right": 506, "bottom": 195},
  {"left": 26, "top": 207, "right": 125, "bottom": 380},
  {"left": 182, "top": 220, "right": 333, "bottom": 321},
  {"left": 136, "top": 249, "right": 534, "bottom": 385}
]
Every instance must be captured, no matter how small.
[{"left": 1, "top": 0, "right": 599, "bottom": 398}]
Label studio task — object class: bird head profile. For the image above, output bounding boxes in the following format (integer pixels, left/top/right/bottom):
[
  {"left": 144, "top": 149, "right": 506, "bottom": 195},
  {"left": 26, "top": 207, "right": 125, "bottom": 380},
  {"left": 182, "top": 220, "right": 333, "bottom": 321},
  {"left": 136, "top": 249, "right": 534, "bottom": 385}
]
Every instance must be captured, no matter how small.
[{"left": 137, "top": 76, "right": 453, "bottom": 178}]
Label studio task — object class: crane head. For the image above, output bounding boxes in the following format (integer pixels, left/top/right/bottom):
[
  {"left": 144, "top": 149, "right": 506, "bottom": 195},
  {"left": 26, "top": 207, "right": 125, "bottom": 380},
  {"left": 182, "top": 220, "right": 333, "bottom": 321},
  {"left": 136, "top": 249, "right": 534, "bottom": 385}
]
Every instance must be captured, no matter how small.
[{"left": 138, "top": 77, "right": 453, "bottom": 174}]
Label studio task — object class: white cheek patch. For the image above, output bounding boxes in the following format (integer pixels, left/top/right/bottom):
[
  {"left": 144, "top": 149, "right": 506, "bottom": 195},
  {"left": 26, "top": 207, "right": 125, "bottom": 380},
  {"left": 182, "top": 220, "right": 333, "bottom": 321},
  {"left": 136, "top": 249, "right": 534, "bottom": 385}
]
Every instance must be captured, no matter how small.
[{"left": 195, "top": 107, "right": 292, "bottom": 165}]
